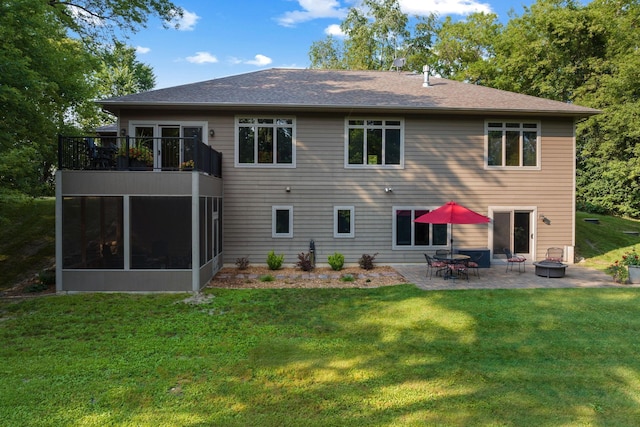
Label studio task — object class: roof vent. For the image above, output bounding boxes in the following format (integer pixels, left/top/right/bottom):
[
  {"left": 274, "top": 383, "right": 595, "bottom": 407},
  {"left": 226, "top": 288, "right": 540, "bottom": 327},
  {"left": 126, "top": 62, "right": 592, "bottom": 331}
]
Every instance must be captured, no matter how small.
[
  {"left": 422, "top": 65, "right": 431, "bottom": 88},
  {"left": 392, "top": 57, "right": 406, "bottom": 72}
]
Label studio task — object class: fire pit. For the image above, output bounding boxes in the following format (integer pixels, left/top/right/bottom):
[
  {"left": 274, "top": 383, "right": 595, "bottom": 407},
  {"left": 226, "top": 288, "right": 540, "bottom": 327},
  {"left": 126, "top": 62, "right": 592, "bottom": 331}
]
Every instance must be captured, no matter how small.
[{"left": 533, "top": 261, "right": 568, "bottom": 278}]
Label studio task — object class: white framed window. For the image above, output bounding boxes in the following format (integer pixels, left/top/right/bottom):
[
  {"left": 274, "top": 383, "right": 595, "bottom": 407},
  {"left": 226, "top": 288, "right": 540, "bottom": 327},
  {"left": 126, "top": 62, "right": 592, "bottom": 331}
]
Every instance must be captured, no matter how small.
[
  {"left": 236, "top": 117, "right": 296, "bottom": 167},
  {"left": 485, "top": 121, "right": 540, "bottom": 169},
  {"left": 345, "top": 118, "right": 404, "bottom": 168},
  {"left": 272, "top": 206, "right": 293, "bottom": 238},
  {"left": 334, "top": 206, "right": 355, "bottom": 238},
  {"left": 392, "top": 207, "right": 449, "bottom": 250}
]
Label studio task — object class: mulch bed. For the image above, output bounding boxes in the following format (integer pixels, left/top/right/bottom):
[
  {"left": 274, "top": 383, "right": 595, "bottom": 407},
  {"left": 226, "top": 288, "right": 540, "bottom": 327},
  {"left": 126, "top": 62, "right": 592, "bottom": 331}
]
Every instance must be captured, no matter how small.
[{"left": 208, "top": 265, "right": 408, "bottom": 289}]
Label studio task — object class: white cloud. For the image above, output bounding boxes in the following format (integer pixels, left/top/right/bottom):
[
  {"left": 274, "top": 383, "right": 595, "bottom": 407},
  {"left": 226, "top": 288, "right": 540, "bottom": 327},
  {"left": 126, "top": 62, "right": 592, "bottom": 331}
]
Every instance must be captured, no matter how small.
[
  {"left": 325, "top": 24, "right": 345, "bottom": 37},
  {"left": 186, "top": 51, "right": 218, "bottom": 64},
  {"left": 399, "top": 0, "right": 492, "bottom": 16},
  {"left": 277, "top": 0, "right": 349, "bottom": 27},
  {"left": 227, "top": 55, "right": 273, "bottom": 66},
  {"left": 245, "top": 54, "right": 273, "bottom": 67},
  {"left": 171, "top": 9, "right": 200, "bottom": 31},
  {"left": 136, "top": 46, "right": 151, "bottom": 54},
  {"left": 277, "top": 0, "right": 492, "bottom": 28}
]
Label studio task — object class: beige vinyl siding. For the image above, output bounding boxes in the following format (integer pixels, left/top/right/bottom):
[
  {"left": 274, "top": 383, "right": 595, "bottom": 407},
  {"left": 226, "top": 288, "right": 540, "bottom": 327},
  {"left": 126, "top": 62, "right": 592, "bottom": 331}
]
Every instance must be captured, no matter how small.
[{"left": 118, "top": 110, "right": 577, "bottom": 266}]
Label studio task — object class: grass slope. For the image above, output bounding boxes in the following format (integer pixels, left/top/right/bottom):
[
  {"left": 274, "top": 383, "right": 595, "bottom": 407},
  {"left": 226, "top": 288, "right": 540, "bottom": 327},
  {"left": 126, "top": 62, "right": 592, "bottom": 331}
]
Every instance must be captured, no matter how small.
[
  {"left": 575, "top": 211, "right": 640, "bottom": 268},
  {"left": 1, "top": 287, "right": 640, "bottom": 426},
  {"left": 0, "top": 195, "right": 55, "bottom": 289}
]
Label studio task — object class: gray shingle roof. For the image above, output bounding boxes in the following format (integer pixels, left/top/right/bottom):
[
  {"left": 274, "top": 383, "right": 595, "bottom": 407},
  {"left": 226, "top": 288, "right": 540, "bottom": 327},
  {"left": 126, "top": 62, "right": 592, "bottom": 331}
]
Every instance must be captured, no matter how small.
[{"left": 100, "top": 68, "right": 599, "bottom": 117}]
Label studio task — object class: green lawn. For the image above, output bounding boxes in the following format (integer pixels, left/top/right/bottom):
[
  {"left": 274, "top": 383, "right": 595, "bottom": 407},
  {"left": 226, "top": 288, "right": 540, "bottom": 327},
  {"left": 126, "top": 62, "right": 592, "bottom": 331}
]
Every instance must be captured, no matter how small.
[
  {"left": 2, "top": 287, "right": 640, "bottom": 426},
  {"left": 575, "top": 211, "right": 640, "bottom": 268},
  {"left": 3, "top": 198, "right": 640, "bottom": 424}
]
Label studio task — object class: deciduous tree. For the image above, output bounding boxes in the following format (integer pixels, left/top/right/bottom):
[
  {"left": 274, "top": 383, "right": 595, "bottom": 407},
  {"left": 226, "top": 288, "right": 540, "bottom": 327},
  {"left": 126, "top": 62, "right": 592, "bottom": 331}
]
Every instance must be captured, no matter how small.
[{"left": 0, "top": 0, "right": 180, "bottom": 196}]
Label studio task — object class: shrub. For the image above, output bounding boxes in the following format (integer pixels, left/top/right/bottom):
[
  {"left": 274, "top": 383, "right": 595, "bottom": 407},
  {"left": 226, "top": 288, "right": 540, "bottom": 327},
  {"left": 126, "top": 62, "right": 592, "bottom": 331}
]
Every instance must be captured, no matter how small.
[
  {"left": 605, "top": 261, "right": 628, "bottom": 283},
  {"left": 235, "top": 257, "right": 250, "bottom": 270},
  {"left": 38, "top": 270, "right": 55, "bottom": 286},
  {"left": 296, "top": 252, "right": 314, "bottom": 272},
  {"left": 358, "top": 253, "right": 378, "bottom": 270},
  {"left": 327, "top": 252, "right": 345, "bottom": 271},
  {"left": 341, "top": 274, "right": 355, "bottom": 282},
  {"left": 25, "top": 270, "right": 55, "bottom": 292},
  {"left": 605, "top": 247, "right": 640, "bottom": 283},
  {"left": 266, "top": 250, "right": 284, "bottom": 270},
  {"left": 259, "top": 274, "right": 274, "bottom": 282},
  {"left": 25, "top": 282, "right": 49, "bottom": 293}
]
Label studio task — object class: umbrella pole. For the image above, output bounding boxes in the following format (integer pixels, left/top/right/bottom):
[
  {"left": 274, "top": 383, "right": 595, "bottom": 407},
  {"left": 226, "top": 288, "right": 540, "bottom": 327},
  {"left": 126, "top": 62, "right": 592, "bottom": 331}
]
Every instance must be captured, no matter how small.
[{"left": 450, "top": 224, "right": 454, "bottom": 254}]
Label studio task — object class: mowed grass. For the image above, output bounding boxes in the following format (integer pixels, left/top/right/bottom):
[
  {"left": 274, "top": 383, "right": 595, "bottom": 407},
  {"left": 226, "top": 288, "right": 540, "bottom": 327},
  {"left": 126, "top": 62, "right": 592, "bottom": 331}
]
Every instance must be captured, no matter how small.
[
  {"left": 3, "top": 199, "right": 640, "bottom": 424},
  {"left": 2, "top": 287, "right": 640, "bottom": 426},
  {"left": 576, "top": 211, "right": 640, "bottom": 269}
]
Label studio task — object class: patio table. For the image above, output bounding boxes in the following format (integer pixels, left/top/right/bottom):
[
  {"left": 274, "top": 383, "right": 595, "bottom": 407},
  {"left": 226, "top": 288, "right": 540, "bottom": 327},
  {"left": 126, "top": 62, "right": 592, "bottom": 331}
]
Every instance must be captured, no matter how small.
[{"left": 434, "top": 254, "right": 470, "bottom": 280}]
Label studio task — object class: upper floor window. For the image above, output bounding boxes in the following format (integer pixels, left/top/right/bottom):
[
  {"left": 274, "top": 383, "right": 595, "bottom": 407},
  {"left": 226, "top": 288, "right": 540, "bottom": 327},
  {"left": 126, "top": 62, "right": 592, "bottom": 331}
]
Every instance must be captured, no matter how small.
[
  {"left": 346, "top": 119, "right": 403, "bottom": 168},
  {"left": 486, "top": 121, "right": 540, "bottom": 169},
  {"left": 236, "top": 117, "right": 295, "bottom": 167}
]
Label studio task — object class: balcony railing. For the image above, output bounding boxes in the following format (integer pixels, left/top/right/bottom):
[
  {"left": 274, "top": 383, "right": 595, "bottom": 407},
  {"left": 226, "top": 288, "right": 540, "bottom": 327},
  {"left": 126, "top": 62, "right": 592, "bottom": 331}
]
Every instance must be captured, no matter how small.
[{"left": 57, "top": 135, "right": 222, "bottom": 178}]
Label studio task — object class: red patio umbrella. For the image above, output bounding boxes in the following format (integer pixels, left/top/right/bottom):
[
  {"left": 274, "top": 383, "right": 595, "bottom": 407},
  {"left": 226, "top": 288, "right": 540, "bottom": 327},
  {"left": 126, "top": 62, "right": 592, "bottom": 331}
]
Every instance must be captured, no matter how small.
[{"left": 414, "top": 201, "right": 490, "bottom": 253}]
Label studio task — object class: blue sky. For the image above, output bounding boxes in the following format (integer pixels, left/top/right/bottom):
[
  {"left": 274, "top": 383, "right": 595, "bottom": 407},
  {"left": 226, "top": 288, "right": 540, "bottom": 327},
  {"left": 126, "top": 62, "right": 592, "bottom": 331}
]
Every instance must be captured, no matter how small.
[{"left": 126, "top": 0, "right": 539, "bottom": 89}]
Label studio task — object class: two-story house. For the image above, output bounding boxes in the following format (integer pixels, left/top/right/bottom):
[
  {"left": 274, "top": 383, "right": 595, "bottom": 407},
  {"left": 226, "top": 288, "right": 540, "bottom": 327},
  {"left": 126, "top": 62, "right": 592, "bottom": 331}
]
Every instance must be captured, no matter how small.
[{"left": 55, "top": 68, "right": 599, "bottom": 292}]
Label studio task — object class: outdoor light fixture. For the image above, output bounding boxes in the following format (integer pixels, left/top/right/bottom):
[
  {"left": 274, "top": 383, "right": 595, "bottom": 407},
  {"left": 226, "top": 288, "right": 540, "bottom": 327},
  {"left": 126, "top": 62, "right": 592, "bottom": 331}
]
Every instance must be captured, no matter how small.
[
  {"left": 539, "top": 214, "right": 551, "bottom": 225},
  {"left": 120, "top": 128, "right": 126, "bottom": 136},
  {"left": 385, "top": 187, "right": 393, "bottom": 193},
  {"left": 285, "top": 186, "right": 291, "bottom": 192},
  {"left": 209, "top": 129, "right": 215, "bottom": 138}
]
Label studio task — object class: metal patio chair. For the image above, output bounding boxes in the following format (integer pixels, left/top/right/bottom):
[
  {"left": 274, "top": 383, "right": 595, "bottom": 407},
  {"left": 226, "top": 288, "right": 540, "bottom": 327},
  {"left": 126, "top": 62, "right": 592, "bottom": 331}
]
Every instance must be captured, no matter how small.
[
  {"left": 504, "top": 248, "right": 526, "bottom": 273},
  {"left": 424, "top": 254, "right": 448, "bottom": 279},
  {"left": 545, "top": 247, "right": 564, "bottom": 263}
]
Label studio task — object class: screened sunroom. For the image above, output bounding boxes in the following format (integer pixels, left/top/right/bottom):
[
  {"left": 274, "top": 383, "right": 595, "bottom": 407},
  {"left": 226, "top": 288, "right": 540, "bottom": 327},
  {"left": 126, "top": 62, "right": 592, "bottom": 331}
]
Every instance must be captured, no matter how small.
[{"left": 55, "top": 135, "right": 223, "bottom": 292}]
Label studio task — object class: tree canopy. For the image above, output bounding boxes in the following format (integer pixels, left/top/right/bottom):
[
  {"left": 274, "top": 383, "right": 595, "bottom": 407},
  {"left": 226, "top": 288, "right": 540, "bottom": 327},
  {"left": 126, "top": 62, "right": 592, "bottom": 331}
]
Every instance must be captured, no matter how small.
[
  {"left": 308, "top": 0, "right": 640, "bottom": 218},
  {"left": 0, "top": 0, "right": 180, "bottom": 196}
]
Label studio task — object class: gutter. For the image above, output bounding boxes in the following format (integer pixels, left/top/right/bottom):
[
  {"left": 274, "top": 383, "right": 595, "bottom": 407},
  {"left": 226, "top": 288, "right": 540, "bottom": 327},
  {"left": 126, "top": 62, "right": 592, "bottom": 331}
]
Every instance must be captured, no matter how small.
[{"left": 99, "top": 101, "right": 601, "bottom": 119}]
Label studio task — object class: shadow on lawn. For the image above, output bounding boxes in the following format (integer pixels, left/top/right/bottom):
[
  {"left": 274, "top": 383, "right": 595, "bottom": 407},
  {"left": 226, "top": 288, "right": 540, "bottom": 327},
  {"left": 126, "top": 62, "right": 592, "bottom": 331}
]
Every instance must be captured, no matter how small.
[{"left": 214, "top": 286, "right": 640, "bottom": 425}]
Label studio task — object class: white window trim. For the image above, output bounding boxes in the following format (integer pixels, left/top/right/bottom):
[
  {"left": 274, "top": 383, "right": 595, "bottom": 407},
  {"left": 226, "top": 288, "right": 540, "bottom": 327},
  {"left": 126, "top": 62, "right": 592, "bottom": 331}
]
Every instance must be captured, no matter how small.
[
  {"left": 344, "top": 118, "right": 405, "bottom": 169},
  {"left": 128, "top": 121, "right": 210, "bottom": 143},
  {"left": 392, "top": 206, "right": 450, "bottom": 250},
  {"left": 484, "top": 120, "right": 541, "bottom": 170},
  {"left": 334, "top": 206, "right": 355, "bottom": 238},
  {"left": 272, "top": 206, "right": 293, "bottom": 238},
  {"left": 235, "top": 116, "right": 297, "bottom": 168},
  {"left": 128, "top": 121, "right": 208, "bottom": 170}
]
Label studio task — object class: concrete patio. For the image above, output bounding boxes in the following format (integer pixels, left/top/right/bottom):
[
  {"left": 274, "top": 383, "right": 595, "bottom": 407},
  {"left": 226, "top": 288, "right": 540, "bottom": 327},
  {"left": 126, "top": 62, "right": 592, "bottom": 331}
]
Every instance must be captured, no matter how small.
[{"left": 392, "top": 262, "right": 635, "bottom": 291}]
